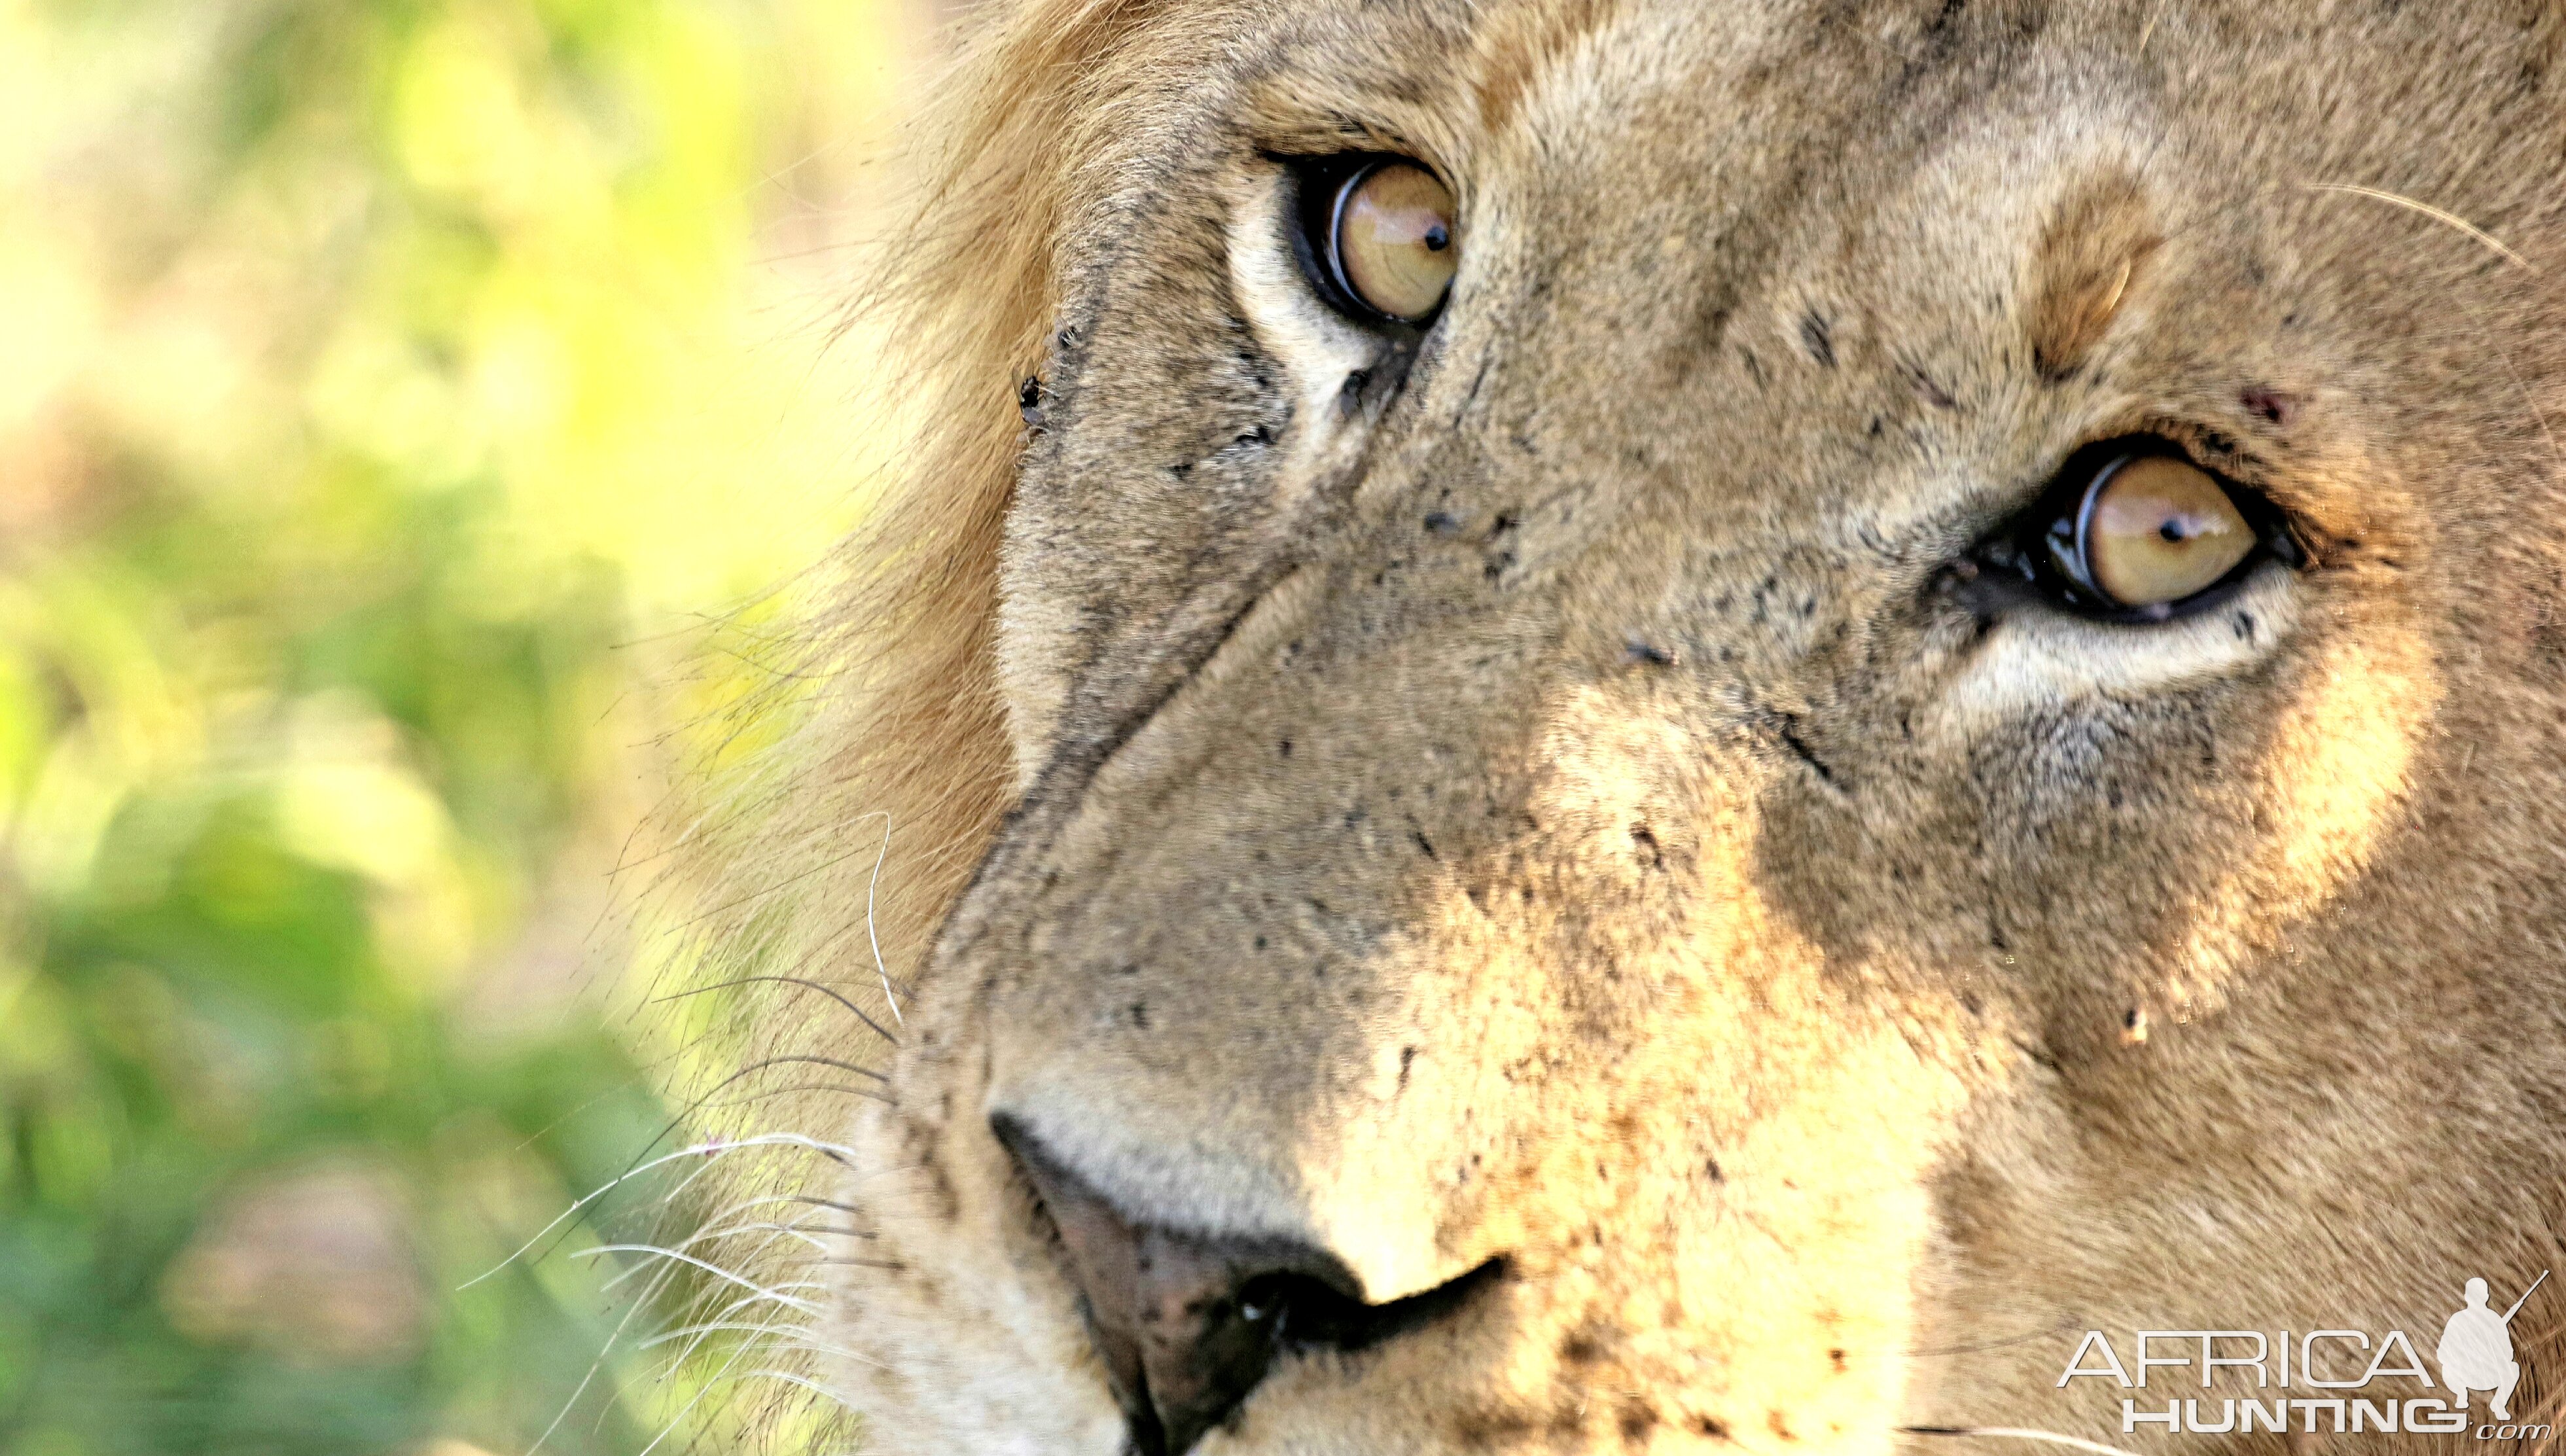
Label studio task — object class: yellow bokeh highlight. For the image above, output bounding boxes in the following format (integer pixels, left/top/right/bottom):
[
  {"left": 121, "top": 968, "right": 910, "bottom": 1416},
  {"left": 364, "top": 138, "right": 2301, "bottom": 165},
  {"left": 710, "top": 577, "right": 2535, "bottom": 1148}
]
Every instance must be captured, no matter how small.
[{"left": 0, "top": 0, "right": 933, "bottom": 1449}]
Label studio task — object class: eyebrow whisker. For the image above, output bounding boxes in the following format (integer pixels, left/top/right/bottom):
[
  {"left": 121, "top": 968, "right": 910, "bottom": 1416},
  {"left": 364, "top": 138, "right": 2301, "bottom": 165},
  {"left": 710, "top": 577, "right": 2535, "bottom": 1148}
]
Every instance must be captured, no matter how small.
[{"left": 2300, "top": 181, "right": 2529, "bottom": 270}]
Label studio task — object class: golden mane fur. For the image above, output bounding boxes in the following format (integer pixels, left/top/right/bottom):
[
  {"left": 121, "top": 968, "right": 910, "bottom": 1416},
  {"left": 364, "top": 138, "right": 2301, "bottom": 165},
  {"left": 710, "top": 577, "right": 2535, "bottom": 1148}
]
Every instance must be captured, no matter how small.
[{"left": 662, "top": 2, "right": 1128, "bottom": 1059}]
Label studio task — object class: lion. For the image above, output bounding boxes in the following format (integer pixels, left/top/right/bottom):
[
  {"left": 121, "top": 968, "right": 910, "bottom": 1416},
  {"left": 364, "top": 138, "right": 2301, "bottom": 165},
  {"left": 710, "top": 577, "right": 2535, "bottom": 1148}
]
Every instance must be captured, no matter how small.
[{"left": 661, "top": 1, "right": 2566, "bottom": 1453}]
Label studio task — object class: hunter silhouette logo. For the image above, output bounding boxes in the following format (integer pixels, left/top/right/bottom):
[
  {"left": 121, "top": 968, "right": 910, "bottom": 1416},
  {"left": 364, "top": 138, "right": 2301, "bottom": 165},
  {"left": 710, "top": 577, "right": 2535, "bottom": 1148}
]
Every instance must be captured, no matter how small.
[
  {"left": 2440, "top": 1271, "right": 2548, "bottom": 1419},
  {"left": 2054, "top": 1270, "right": 2554, "bottom": 1439}
]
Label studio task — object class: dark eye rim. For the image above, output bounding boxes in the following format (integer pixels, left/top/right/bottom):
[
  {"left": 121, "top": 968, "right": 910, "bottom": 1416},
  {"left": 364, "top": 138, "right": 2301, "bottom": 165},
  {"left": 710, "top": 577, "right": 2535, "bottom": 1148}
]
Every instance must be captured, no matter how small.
[
  {"left": 1285, "top": 153, "right": 1453, "bottom": 331},
  {"left": 1967, "top": 435, "right": 2305, "bottom": 625}
]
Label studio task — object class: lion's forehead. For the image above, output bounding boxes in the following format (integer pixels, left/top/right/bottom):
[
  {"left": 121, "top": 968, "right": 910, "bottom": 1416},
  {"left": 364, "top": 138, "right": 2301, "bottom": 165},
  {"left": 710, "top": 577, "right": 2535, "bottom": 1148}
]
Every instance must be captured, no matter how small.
[{"left": 1022, "top": 0, "right": 2490, "bottom": 615}]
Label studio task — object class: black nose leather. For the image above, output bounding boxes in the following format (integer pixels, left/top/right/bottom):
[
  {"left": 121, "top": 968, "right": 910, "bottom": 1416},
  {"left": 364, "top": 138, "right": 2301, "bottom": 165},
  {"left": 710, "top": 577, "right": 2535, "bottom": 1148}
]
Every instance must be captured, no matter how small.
[
  {"left": 1000, "top": 1122, "right": 1332, "bottom": 1453},
  {"left": 995, "top": 1116, "right": 1503, "bottom": 1455}
]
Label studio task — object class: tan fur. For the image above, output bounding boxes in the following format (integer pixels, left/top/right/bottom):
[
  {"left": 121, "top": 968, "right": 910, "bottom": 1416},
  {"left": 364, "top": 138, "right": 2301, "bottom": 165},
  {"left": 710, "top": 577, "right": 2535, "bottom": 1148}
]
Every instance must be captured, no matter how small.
[
  {"left": 674, "top": 2, "right": 2566, "bottom": 1452},
  {"left": 2027, "top": 173, "right": 2159, "bottom": 382},
  {"left": 1474, "top": 0, "right": 1620, "bottom": 133}
]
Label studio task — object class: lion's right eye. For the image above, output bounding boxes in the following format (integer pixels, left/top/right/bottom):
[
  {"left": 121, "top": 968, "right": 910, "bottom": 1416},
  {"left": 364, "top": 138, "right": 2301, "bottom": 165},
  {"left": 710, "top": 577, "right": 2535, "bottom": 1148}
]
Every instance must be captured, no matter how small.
[{"left": 1300, "top": 158, "right": 1459, "bottom": 326}]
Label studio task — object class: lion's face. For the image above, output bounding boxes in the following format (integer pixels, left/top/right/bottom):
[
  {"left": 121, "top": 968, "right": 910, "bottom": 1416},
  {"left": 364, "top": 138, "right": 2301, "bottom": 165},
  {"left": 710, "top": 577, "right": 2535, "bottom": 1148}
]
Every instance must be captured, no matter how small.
[{"left": 811, "top": 3, "right": 2566, "bottom": 1451}]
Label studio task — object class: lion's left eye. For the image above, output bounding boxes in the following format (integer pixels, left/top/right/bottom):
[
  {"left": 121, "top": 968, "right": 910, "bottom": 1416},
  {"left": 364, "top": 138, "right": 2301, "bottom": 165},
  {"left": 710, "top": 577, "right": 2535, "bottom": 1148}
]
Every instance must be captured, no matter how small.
[
  {"left": 1973, "top": 439, "right": 2294, "bottom": 622},
  {"left": 2054, "top": 453, "right": 2254, "bottom": 610}
]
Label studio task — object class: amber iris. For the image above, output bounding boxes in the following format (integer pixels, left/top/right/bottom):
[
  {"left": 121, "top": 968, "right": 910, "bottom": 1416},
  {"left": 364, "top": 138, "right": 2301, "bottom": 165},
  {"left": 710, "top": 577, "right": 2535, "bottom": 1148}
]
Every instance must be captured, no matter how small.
[
  {"left": 2060, "top": 454, "right": 2256, "bottom": 609},
  {"left": 1328, "top": 161, "right": 1459, "bottom": 323}
]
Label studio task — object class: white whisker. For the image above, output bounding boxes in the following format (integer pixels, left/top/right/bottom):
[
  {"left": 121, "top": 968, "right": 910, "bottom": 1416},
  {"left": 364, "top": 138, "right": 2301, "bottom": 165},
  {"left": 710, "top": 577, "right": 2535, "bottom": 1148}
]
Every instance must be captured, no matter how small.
[
  {"left": 600, "top": 1211, "right": 837, "bottom": 1292},
  {"left": 734, "top": 1364, "right": 879, "bottom": 1397},
  {"left": 681, "top": 1218, "right": 836, "bottom": 1254},
  {"left": 638, "top": 1317, "right": 811, "bottom": 1351},
  {"left": 597, "top": 1235, "right": 827, "bottom": 1296},
  {"left": 648, "top": 1131, "right": 863, "bottom": 1212},
  {"left": 462, "top": 1133, "right": 855, "bottom": 1292},
  {"left": 637, "top": 1283, "right": 815, "bottom": 1379},
  {"left": 570, "top": 1243, "right": 827, "bottom": 1313},
  {"left": 863, "top": 812, "right": 902, "bottom": 1025},
  {"left": 637, "top": 1322, "right": 874, "bottom": 1380},
  {"left": 2302, "top": 183, "right": 2529, "bottom": 270}
]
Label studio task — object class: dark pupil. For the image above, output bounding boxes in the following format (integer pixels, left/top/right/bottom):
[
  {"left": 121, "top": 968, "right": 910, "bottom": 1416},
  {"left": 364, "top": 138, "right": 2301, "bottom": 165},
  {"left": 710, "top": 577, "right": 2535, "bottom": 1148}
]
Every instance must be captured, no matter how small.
[
  {"left": 2158, "top": 518, "right": 2186, "bottom": 542},
  {"left": 1423, "top": 223, "right": 1450, "bottom": 252}
]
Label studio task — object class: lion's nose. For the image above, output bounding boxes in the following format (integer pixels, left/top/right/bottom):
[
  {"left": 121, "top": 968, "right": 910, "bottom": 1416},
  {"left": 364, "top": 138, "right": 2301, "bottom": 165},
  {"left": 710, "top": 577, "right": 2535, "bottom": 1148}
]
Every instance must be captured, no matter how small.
[
  {"left": 998, "top": 1116, "right": 1334, "bottom": 1452},
  {"left": 995, "top": 1115, "right": 1500, "bottom": 1455}
]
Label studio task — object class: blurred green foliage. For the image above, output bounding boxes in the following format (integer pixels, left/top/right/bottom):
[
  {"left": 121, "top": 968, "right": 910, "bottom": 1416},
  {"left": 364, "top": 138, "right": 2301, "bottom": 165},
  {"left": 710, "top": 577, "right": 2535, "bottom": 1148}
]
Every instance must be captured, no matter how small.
[{"left": 0, "top": 0, "right": 916, "bottom": 1451}]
